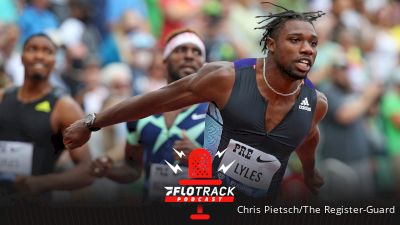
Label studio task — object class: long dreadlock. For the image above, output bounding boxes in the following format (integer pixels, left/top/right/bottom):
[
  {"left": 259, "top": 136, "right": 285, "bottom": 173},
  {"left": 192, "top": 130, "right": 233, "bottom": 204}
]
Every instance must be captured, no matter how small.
[{"left": 255, "top": 2, "right": 325, "bottom": 54}]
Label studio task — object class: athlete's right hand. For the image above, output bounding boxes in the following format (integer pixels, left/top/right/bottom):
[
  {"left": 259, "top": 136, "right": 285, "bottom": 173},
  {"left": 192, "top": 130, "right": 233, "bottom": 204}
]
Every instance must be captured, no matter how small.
[
  {"left": 63, "top": 119, "right": 91, "bottom": 150},
  {"left": 304, "top": 169, "right": 324, "bottom": 195}
]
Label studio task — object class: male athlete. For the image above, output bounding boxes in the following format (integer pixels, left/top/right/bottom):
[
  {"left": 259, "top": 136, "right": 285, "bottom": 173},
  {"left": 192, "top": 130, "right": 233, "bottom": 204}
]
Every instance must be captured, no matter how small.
[
  {"left": 0, "top": 34, "right": 93, "bottom": 201},
  {"left": 90, "top": 29, "right": 208, "bottom": 202},
  {"left": 64, "top": 5, "right": 328, "bottom": 201}
]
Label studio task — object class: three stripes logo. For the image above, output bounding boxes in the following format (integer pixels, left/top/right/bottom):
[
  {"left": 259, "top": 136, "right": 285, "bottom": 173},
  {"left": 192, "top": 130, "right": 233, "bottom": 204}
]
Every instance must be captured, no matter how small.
[{"left": 299, "top": 97, "right": 311, "bottom": 112}]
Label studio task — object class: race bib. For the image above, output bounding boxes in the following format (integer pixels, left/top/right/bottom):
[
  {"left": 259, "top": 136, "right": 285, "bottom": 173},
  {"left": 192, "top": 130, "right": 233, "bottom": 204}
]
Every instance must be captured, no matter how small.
[
  {"left": 148, "top": 163, "right": 188, "bottom": 199},
  {"left": 218, "top": 139, "right": 281, "bottom": 191},
  {"left": 0, "top": 141, "right": 33, "bottom": 175}
]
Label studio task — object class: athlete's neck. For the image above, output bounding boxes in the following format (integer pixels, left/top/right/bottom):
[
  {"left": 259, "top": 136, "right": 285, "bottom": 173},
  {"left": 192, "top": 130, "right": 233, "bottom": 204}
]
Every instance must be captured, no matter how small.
[
  {"left": 19, "top": 81, "right": 52, "bottom": 103},
  {"left": 263, "top": 57, "right": 303, "bottom": 97}
]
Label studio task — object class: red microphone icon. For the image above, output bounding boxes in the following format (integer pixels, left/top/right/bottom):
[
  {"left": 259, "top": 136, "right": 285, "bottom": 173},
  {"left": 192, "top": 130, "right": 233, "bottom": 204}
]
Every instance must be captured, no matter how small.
[
  {"left": 164, "top": 148, "right": 234, "bottom": 220},
  {"left": 179, "top": 148, "right": 222, "bottom": 220}
]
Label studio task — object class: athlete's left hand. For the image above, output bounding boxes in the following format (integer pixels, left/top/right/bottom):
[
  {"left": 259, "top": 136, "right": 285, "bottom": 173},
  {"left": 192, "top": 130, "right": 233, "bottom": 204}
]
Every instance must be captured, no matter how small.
[
  {"left": 173, "top": 130, "right": 197, "bottom": 165},
  {"left": 303, "top": 169, "right": 324, "bottom": 195}
]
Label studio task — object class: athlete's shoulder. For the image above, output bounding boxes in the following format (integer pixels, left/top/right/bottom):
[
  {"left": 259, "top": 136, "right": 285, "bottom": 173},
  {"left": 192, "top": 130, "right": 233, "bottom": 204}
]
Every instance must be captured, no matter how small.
[
  {"left": 53, "top": 95, "right": 84, "bottom": 119},
  {"left": 316, "top": 89, "right": 327, "bottom": 99},
  {"left": 233, "top": 58, "right": 257, "bottom": 69},
  {"left": 56, "top": 95, "right": 78, "bottom": 107},
  {"left": 189, "top": 61, "right": 236, "bottom": 109},
  {"left": 314, "top": 90, "right": 328, "bottom": 123},
  {"left": 198, "top": 61, "right": 234, "bottom": 75},
  {"left": 190, "top": 61, "right": 234, "bottom": 90},
  {"left": 0, "top": 86, "right": 18, "bottom": 103}
]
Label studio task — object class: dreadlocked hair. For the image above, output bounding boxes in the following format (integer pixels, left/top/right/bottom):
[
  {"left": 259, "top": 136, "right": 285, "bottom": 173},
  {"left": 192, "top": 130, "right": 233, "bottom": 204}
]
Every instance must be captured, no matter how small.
[{"left": 255, "top": 2, "right": 325, "bottom": 54}]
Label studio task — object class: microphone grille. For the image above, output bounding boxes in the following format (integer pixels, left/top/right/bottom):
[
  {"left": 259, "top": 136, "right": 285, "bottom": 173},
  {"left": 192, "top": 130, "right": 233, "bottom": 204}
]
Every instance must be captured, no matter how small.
[{"left": 188, "top": 148, "right": 212, "bottom": 179}]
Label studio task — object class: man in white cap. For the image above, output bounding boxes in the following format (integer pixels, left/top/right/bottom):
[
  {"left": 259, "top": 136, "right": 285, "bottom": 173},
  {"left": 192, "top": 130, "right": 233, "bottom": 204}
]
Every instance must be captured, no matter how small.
[{"left": 89, "top": 29, "right": 208, "bottom": 202}]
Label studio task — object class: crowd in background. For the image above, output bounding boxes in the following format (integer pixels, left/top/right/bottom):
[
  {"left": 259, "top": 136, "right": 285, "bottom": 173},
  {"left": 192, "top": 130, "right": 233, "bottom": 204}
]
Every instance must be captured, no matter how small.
[{"left": 0, "top": 0, "right": 400, "bottom": 203}]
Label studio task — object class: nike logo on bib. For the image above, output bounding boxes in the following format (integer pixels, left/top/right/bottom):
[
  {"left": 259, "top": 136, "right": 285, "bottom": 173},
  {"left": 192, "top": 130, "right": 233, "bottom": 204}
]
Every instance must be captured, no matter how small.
[
  {"left": 219, "top": 139, "right": 282, "bottom": 191},
  {"left": 191, "top": 113, "right": 206, "bottom": 120},
  {"left": 256, "top": 155, "right": 276, "bottom": 163}
]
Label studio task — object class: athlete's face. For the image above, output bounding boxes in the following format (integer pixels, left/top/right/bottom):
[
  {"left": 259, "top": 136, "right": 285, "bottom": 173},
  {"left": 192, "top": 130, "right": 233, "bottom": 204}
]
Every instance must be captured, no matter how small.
[
  {"left": 165, "top": 43, "right": 204, "bottom": 82},
  {"left": 268, "top": 20, "right": 318, "bottom": 80},
  {"left": 22, "top": 36, "right": 56, "bottom": 81}
]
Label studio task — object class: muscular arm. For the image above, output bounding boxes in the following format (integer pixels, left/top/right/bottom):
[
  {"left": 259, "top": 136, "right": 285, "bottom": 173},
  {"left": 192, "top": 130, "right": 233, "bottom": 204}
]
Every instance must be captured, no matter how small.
[
  {"left": 19, "top": 96, "right": 94, "bottom": 193},
  {"left": 64, "top": 62, "right": 235, "bottom": 149},
  {"left": 295, "top": 91, "right": 328, "bottom": 193},
  {"left": 296, "top": 126, "right": 320, "bottom": 177},
  {"left": 95, "top": 62, "right": 234, "bottom": 127},
  {"left": 334, "top": 83, "right": 382, "bottom": 125}
]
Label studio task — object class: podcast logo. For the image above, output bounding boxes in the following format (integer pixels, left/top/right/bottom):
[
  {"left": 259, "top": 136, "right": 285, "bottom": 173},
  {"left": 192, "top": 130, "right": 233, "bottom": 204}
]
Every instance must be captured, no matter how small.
[{"left": 164, "top": 148, "right": 235, "bottom": 220}]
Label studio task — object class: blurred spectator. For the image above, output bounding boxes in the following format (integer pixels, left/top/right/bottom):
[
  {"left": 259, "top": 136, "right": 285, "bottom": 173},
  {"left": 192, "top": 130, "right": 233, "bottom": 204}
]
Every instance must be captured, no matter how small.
[
  {"left": 145, "top": 0, "right": 164, "bottom": 39},
  {"left": 366, "top": 5, "right": 399, "bottom": 82},
  {"left": 49, "top": 0, "right": 70, "bottom": 22},
  {"left": 381, "top": 68, "right": 400, "bottom": 195},
  {"left": 159, "top": 0, "right": 203, "bottom": 46},
  {"left": 128, "top": 31, "right": 157, "bottom": 95},
  {"left": 309, "top": 0, "right": 331, "bottom": 12},
  {"left": 90, "top": 0, "right": 108, "bottom": 39},
  {"left": 46, "top": 0, "right": 102, "bottom": 98},
  {"left": 390, "top": 1, "right": 400, "bottom": 50},
  {"left": 308, "top": 15, "right": 342, "bottom": 86},
  {"left": 143, "top": 50, "right": 166, "bottom": 93},
  {"left": 0, "top": 0, "right": 19, "bottom": 24},
  {"left": 100, "top": 62, "right": 133, "bottom": 106},
  {"left": 52, "top": 0, "right": 102, "bottom": 98},
  {"left": 277, "top": 0, "right": 308, "bottom": 12},
  {"left": 201, "top": 0, "right": 241, "bottom": 61},
  {"left": 0, "top": 24, "right": 24, "bottom": 86},
  {"left": 227, "top": 0, "right": 265, "bottom": 57},
  {"left": 100, "top": 10, "right": 147, "bottom": 66},
  {"left": 99, "top": 63, "right": 133, "bottom": 162},
  {"left": 318, "top": 58, "right": 383, "bottom": 201},
  {"left": 18, "top": 0, "right": 59, "bottom": 44},
  {"left": 59, "top": 43, "right": 85, "bottom": 98},
  {"left": 75, "top": 58, "right": 109, "bottom": 114},
  {"left": 58, "top": 0, "right": 101, "bottom": 59},
  {"left": 104, "top": 0, "right": 148, "bottom": 31},
  {"left": 335, "top": 27, "right": 369, "bottom": 91}
]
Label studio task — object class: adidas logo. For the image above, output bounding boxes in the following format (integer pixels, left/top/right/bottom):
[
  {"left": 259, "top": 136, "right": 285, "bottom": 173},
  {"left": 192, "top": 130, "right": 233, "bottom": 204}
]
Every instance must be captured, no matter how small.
[
  {"left": 35, "top": 100, "right": 51, "bottom": 113},
  {"left": 299, "top": 97, "right": 311, "bottom": 112}
]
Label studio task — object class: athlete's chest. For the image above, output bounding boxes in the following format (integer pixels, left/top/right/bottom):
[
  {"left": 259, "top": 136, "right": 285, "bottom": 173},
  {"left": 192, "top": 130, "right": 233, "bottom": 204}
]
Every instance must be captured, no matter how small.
[{"left": 265, "top": 98, "right": 297, "bottom": 133}]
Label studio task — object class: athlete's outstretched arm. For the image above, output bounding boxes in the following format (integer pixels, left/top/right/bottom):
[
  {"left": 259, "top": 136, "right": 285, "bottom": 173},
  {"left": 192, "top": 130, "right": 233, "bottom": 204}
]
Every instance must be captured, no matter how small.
[
  {"left": 295, "top": 91, "right": 328, "bottom": 194},
  {"left": 63, "top": 62, "right": 235, "bottom": 150}
]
